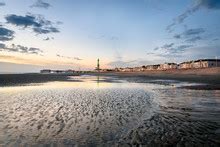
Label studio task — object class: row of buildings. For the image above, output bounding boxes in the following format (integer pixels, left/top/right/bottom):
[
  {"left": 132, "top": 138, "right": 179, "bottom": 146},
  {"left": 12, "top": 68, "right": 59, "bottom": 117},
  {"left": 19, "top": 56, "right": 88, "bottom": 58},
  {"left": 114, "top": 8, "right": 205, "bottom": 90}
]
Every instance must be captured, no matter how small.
[
  {"left": 111, "top": 59, "right": 220, "bottom": 72},
  {"left": 40, "top": 59, "right": 220, "bottom": 73}
]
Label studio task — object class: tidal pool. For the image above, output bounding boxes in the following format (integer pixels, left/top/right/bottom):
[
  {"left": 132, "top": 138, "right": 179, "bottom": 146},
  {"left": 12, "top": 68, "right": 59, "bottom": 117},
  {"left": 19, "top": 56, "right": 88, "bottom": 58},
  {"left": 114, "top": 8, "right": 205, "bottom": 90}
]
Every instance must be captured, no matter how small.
[{"left": 0, "top": 75, "right": 220, "bottom": 146}]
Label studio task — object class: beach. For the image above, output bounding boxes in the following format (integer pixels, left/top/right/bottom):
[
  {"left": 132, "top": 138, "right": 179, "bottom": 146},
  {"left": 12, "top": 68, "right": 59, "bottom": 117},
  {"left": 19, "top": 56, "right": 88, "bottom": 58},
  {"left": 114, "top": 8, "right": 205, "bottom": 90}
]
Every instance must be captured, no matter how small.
[
  {"left": 0, "top": 72, "right": 220, "bottom": 146},
  {"left": 94, "top": 67, "right": 220, "bottom": 90},
  {"left": 1, "top": 67, "right": 220, "bottom": 87},
  {"left": 1, "top": 0, "right": 220, "bottom": 146}
]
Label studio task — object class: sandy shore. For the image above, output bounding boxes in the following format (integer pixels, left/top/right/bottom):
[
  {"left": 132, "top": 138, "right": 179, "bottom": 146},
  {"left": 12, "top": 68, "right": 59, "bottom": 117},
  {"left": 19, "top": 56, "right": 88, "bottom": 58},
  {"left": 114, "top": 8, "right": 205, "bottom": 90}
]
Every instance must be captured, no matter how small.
[
  {"left": 0, "top": 67, "right": 220, "bottom": 89},
  {"left": 91, "top": 67, "right": 220, "bottom": 90}
]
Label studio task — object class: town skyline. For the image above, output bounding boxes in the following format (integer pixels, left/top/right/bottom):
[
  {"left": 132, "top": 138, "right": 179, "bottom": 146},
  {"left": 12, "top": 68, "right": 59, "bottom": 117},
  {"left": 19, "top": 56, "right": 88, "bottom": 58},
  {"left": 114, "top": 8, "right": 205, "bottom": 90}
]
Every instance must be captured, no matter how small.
[
  {"left": 38, "top": 58, "right": 220, "bottom": 73},
  {"left": 0, "top": 0, "right": 220, "bottom": 73}
]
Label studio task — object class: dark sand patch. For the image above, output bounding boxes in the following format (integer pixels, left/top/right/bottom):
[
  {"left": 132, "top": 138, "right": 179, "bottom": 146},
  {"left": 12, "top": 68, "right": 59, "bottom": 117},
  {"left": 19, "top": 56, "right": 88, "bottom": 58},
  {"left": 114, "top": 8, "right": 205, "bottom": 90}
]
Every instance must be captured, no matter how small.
[{"left": 0, "top": 73, "right": 81, "bottom": 87}]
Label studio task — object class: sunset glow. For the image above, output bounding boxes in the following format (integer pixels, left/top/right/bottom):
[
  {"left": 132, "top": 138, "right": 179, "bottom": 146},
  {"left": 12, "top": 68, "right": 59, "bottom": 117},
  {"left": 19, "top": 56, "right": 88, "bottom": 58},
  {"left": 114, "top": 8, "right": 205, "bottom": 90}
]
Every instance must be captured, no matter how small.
[{"left": 0, "top": 0, "right": 220, "bottom": 73}]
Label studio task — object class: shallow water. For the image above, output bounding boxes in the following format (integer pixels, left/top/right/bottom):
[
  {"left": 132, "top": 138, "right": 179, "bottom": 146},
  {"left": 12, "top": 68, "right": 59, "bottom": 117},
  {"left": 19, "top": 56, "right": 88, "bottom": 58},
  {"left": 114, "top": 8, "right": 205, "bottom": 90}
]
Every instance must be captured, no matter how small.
[{"left": 0, "top": 75, "right": 220, "bottom": 146}]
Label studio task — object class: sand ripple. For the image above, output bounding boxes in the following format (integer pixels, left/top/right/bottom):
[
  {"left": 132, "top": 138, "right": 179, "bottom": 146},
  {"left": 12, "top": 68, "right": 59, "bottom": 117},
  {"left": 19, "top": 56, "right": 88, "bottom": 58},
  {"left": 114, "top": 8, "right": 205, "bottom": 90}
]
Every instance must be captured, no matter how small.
[{"left": 0, "top": 84, "right": 154, "bottom": 146}]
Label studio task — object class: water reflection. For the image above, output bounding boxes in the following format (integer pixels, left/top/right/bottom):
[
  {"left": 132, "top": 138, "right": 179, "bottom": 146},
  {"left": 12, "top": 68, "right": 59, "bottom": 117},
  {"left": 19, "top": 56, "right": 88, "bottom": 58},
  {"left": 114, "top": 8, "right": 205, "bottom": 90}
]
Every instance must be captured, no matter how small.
[{"left": 97, "top": 75, "right": 100, "bottom": 87}]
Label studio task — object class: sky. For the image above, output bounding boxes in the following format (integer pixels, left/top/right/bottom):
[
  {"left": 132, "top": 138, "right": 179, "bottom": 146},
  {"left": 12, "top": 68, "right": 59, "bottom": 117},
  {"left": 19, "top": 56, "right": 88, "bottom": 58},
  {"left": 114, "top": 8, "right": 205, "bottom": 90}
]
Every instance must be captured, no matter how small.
[{"left": 0, "top": 0, "right": 220, "bottom": 73}]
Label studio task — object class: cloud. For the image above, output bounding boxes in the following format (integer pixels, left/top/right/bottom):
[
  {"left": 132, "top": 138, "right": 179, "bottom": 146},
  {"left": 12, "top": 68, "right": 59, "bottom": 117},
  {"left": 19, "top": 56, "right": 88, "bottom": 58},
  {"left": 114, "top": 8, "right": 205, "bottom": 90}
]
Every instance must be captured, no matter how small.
[
  {"left": 74, "top": 57, "right": 83, "bottom": 61},
  {"left": 56, "top": 21, "right": 63, "bottom": 25},
  {"left": 161, "top": 43, "right": 174, "bottom": 49},
  {"left": 170, "top": 45, "right": 193, "bottom": 54},
  {"left": 0, "top": 27, "right": 15, "bottom": 41},
  {"left": 150, "top": 43, "right": 193, "bottom": 58},
  {"left": 153, "top": 47, "right": 159, "bottom": 51},
  {"left": 167, "top": 0, "right": 220, "bottom": 32},
  {"left": 30, "top": 0, "right": 51, "bottom": 9},
  {"left": 183, "top": 28, "right": 205, "bottom": 36},
  {"left": 149, "top": 44, "right": 220, "bottom": 62},
  {"left": 198, "top": 0, "right": 220, "bottom": 9},
  {"left": 28, "top": 47, "right": 43, "bottom": 54},
  {"left": 0, "top": 43, "right": 43, "bottom": 55},
  {"left": 213, "top": 38, "right": 219, "bottom": 41},
  {"left": 33, "top": 27, "right": 59, "bottom": 34},
  {"left": 0, "top": 43, "right": 6, "bottom": 49},
  {"left": 173, "top": 34, "right": 181, "bottom": 39},
  {"left": 175, "top": 5, "right": 199, "bottom": 25},
  {"left": 5, "top": 14, "right": 60, "bottom": 34},
  {"left": 43, "top": 37, "right": 50, "bottom": 41},
  {"left": 57, "top": 54, "right": 83, "bottom": 61},
  {"left": 161, "top": 44, "right": 193, "bottom": 56},
  {"left": 185, "top": 36, "right": 202, "bottom": 42},
  {"left": 43, "top": 37, "right": 54, "bottom": 41},
  {"left": 173, "top": 28, "right": 205, "bottom": 42},
  {"left": 5, "top": 14, "right": 40, "bottom": 27},
  {"left": 0, "top": 2, "right": 5, "bottom": 6}
]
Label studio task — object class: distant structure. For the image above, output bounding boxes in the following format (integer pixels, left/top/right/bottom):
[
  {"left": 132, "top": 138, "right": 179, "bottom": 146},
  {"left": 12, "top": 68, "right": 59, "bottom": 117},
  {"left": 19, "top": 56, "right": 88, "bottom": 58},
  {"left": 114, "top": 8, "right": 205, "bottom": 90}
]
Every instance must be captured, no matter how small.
[
  {"left": 178, "top": 59, "right": 220, "bottom": 69},
  {"left": 97, "top": 58, "right": 220, "bottom": 73},
  {"left": 40, "top": 69, "right": 51, "bottom": 74},
  {"left": 95, "top": 58, "right": 100, "bottom": 71},
  {"left": 97, "top": 58, "right": 100, "bottom": 70},
  {"left": 40, "top": 69, "right": 75, "bottom": 74}
]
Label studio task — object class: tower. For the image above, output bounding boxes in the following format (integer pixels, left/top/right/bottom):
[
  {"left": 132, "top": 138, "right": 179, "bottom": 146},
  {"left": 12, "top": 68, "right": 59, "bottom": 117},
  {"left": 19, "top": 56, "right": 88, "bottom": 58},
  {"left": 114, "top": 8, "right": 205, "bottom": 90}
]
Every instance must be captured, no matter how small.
[{"left": 96, "top": 58, "right": 100, "bottom": 71}]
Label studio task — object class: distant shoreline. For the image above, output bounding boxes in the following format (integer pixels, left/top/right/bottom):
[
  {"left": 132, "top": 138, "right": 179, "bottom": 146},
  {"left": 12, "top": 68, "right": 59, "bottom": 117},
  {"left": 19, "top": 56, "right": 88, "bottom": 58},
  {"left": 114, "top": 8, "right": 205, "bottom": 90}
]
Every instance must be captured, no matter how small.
[
  {"left": 91, "top": 67, "right": 220, "bottom": 90},
  {"left": 98, "top": 67, "right": 220, "bottom": 76},
  {"left": 0, "top": 67, "right": 220, "bottom": 89}
]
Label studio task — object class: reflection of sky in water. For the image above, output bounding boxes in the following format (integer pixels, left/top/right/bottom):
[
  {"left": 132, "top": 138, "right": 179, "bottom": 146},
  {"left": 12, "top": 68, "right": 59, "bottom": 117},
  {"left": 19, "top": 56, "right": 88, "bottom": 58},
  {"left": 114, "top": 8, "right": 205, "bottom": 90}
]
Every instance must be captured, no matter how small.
[
  {"left": 0, "top": 75, "right": 130, "bottom": 90},
  {"left": 0, "top": 75, "right": 220, "bottom": 146}
]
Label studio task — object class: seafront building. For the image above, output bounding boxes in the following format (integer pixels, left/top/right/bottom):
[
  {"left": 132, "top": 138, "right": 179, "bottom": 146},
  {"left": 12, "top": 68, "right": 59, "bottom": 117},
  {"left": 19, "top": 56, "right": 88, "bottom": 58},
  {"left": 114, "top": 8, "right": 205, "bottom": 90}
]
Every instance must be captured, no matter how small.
[
  {"left": 179, "top": 59, "right": 220, "bottom": 69},
  {"left": 40, "top": 58, "right": 220, "bottom": 73},
  {"left": 101, "top": 58, "right": 220, "bottom": 72},
  {"left": 160, "top": 63, "right": 178, "bottom": 70}
]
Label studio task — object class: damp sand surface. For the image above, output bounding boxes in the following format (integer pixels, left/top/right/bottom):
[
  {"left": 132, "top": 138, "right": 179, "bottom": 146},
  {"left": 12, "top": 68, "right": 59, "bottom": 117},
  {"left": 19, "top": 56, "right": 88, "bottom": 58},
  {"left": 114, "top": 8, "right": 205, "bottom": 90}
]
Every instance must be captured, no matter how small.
[{"left": 0, "top": 75, "right": 220, "bottom": 146}]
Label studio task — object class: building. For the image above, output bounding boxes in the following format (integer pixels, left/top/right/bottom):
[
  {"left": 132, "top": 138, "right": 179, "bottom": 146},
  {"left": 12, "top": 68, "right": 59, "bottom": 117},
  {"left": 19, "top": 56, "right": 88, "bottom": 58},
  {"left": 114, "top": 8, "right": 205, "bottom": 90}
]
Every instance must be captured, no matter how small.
[
  {"left": 160, "top": 63, "right": 178, "bottom": 70},
  {"left": 65, "top": 69, "right": 75, "bottom": 73},
  {"left": 133, "top": 67, "right": 143, "bottom": 72},
  {"left": 53, "top": 70, "right": 64, "bottom": 74},
  {"left": 40, "top": 69, "right": 51, "bottom": 74},
  {"left": 192, "top": 59, "right": 220, "bottom": 68},
  {"left": 179, "top": 59, "right": 220, "bottom": 69},
  {"left": 144, "top": 64, "right": 160, "bottom": 70},
  {"left": 121, "top": 67, "right": 134, "bottom": 72},
  {"left": 95, "top": 58, "right": 101, "bottom": 71},
  {"left": 109, "top": 58, "right": 220, "bottom": 72},
  {"left": 178, "top": 61, "right": 193, "bottom": 69}
]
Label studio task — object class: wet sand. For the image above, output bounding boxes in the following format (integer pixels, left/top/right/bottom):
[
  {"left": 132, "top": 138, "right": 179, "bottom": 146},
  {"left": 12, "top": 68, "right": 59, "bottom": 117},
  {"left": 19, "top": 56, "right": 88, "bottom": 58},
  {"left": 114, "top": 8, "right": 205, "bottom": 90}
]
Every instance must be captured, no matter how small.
[
  {"left": 0, "top": 73, "right": 80, "bottom": 86},
  {"left": 93, "top": 67, "right": 220, "bottom": 90},
  {"left": 0, "top": 75, "right": 220, "bottom": 146}
]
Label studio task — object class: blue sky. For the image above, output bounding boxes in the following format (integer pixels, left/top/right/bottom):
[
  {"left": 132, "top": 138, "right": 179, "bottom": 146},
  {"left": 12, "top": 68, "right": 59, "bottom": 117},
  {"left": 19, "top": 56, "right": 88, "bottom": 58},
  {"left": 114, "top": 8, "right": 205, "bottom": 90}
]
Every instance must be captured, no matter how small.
[{"left": 0, "top": 0, "right": 220, "bottom": 72}]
